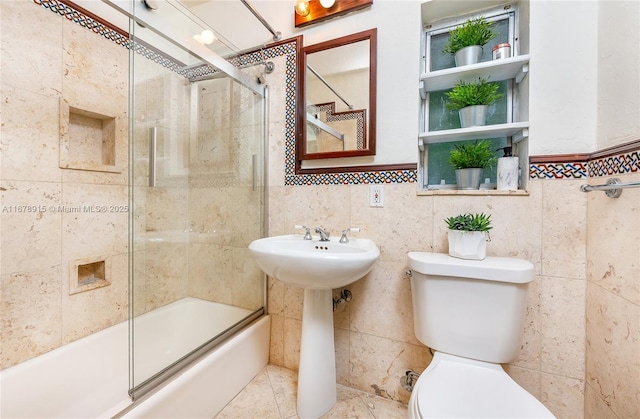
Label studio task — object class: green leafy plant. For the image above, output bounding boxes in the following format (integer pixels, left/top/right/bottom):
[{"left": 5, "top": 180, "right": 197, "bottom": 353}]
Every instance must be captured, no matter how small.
[
  {"left": 448, "top": 140, "right": 497, "bottom": 169},
  {"left": 445, "top": 77, "right": 503, "bottom": 111},
  {"left": 443, "top": 17, "right": 497, "bottom": 55},
  {"left": 445, "top": 212, "right": 492, "bottom": 232}
]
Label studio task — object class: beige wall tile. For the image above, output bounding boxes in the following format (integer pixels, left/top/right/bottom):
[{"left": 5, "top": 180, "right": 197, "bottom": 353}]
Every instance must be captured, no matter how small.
[
  {"left": 61, "top": 183, "right": 128, "bottom": 260},
  {"left": 1, "top": 87, "right": 62, "bottom": 182},
  {"left": 231, "top": 187, "right": 263, "bottom": 248},
  {"left": 540, "top": 276, "right": 586, "bottom": 379},
  {"left": 584, "top": 381, "right": 618, "bottom": 419},
  {"left": 269, "top": 314, "right": 285, "bottom": 366},
  {"left": 541, "top": 179, "right": 587, "bottom": 279},
  {"left": 349, "top": 183, "right": 433, "bottom": 263},
  {"left": 144, "top": 242, "right": 189, "bottom": 310},
  {"left": 268, "top": 121, "right": 287, "bottom": 188},
  {"left": 146, "top": 186, "right": 189, "bottom": 234},
  {"left": 188, "top": 243, "right": 234, "bottom": 304},
  {"left": 348, "top": 331, "right": 431, "bottom": 403},
  {"left": 283, "top": 317, "right": 302, "bottom": 371},
  {"left": 188, "top": 187, "right": 234, "bottom": 245},
  {"left": 587, "top": 172, "right": 640, "bottom": 305},
  {"left": 503, "top": 365, "right": 542, "bottom": 400},
  {"left": 511, "top": 276, "right": 542, "bottom": 370},
  {"left": 349, "top": 260, "right": 419, "bottom": 345},
  {"left": 0, "top": 265, "right": 63, "bottom": 368},
  {"left": 267, "top": 277, "right": 285, "bottom": 316},
  {"left": 231, "top": 247, "right": 264, "bottom": 310},
  {"left": 1, "top": 180, "right": 62, "bottom": 275},
  {"left": 0, "top": 0, "right": 62, "bottom": 96},
  {"left": 284, "top": 284, "right": 304, "bottom": 321},
  {"left": 61, "top": 19, "right": 127, "bottom": 118},
  {"left": 274, "top": 184, "right": 351, "bottom": 236},
  {"left": 335, "top": 327, "right": 350, "bottom": 386},
  {"left": 540, "top": 373, "right": 585, "bottom": 419},
  {"left": 585, "top": 282, "right": 640, "bottom": 419}
]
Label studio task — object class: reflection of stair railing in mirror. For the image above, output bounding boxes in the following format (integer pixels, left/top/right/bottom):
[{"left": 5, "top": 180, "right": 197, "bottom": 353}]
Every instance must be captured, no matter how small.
[
  {"left": 306, "top": 102, "right": 366, "bottom": 154},
  {"left": 307, "top": 64, "right": 354, "bottom": 110},
  {"left": 307, "top": 112, "right": 345, "bottom": 141}
]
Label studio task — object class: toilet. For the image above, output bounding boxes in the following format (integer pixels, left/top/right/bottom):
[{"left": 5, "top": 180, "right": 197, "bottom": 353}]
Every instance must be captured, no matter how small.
[{"left": 406, "top": 252, "right": 556, "bottom": 418}]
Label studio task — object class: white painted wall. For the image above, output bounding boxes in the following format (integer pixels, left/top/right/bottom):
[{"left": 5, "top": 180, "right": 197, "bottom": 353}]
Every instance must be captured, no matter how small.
[
  {"left": 529, "top": 0, "right": 599, "bottom": 155},
  {"left": 597, "top": 0, "right": 640, "bottom": 149}
]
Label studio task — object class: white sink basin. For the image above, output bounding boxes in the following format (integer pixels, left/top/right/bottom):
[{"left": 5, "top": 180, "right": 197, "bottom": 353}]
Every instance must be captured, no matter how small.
[{"left": 249, "top": 234, "right": 379, "bottom": 289}]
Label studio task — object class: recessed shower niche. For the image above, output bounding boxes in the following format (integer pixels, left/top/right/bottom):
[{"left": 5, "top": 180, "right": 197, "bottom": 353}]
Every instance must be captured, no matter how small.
[
  {"left": 69, "top": 256, "right": 112, "bottom": 295},
  {"left": 59, "top": 98, "right": 123, "bottom": 173}
]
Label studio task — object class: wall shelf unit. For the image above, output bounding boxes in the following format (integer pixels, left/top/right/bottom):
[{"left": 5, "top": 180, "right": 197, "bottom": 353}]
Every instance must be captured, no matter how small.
[
  {"left": 419, "top": 54, "right": 530, "bottom": 94},
  {"left": 419, "top": 121, "right": 529, "bottom": 149}
]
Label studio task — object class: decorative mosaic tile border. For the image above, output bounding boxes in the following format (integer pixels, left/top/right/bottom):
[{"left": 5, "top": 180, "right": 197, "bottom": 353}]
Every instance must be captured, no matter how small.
[
  {"left": 529, "top": 162, "right": 588, "bottom": 179},
  {"left": 530, "top": 147, "right": 639, "bottom": 180},
  {"left": 588, "top": 150, "right": 639, "bottom": 177}
]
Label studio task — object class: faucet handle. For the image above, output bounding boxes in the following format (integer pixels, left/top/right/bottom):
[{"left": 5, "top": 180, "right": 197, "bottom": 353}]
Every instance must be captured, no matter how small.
[
  {"left": 339, "top": 228, "right": 360, "bottom": 243},
  {"left": 294, "top": 225, "right": 313, "bottom": 240}
]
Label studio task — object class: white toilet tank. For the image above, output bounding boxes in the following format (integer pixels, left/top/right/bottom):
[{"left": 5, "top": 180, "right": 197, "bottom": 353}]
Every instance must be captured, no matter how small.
[{"left": 407, "top": 252, "right": 535, "bottom": 364}]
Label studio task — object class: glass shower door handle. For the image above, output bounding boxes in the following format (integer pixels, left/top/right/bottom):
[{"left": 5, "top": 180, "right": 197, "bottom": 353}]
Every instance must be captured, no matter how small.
[{"left": 149, "top": 127, "right": 157, "bottom": 187}]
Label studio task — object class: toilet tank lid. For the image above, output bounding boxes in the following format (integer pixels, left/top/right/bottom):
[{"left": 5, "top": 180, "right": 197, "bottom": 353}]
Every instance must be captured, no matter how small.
[{"left": 407, "top": 252, "right": 535, "bottom": 284}]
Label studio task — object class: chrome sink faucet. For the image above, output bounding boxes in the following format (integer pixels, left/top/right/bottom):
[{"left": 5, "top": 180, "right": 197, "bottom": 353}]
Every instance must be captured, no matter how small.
[{"left": 315, "top": 226, "right": 330, "bottom": 241}]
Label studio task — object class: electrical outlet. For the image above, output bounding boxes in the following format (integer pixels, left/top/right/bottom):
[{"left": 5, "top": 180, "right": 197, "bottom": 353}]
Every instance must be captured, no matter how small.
[{"left": 369, "top": 184, "right": 384, "bottom": 207}]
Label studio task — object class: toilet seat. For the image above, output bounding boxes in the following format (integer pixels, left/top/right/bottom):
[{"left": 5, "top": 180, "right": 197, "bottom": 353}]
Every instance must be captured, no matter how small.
[{"left": 411, "top": 353, "right": 555, "bottom": 418}]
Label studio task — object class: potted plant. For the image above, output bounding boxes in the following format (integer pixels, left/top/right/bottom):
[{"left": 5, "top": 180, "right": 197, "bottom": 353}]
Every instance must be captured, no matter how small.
[
  {"left": 445, "top": 77, "right": 503, "bottom": 128},
  {"left": 443, "top": 16, "right": 497, "bottom": 66},
  {"left": 445, "top": 212, "right": 492, "bottom": 260},
  {"left": 448, "top": 139, "right": 497, "bottom": 189}
]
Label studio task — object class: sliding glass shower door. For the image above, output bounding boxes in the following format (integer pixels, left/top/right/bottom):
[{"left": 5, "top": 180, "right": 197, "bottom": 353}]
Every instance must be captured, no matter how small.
[{"left": 125, "top": 0, "right": 266, "bottom": 398}]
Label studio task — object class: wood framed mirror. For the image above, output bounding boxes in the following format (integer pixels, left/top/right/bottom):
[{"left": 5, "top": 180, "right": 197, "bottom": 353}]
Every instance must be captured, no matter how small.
[{"left": 296, "top": 29, "right": 377, "bottom": 169}]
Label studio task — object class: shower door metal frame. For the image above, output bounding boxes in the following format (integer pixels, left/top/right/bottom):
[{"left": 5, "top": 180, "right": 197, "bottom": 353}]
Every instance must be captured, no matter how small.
[{"left": 104, "top": 0, "right": 269, "bottom": 405}]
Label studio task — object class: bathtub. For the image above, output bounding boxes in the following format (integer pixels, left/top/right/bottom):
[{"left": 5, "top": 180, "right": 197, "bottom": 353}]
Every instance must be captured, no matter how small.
[{"left": 0, "top": 297, "right": 270, "bottom": 418}]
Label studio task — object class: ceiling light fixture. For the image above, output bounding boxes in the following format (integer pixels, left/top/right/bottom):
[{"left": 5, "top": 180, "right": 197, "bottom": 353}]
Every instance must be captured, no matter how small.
[
  {"left": 319, "top": 0, "right": 335, "bottom": 8},
  {"left": 294, "top": 0, "right": 373, "bottom": 28},
  {"left": 294, "top": 0, "right": 310, "bottom": 16},
  {"left": 193, "top": 29, "right": 217, "bottom": 45}
]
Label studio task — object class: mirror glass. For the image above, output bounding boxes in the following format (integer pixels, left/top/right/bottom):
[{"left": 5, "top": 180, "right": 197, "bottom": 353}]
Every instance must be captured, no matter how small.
[{"left": 298, "top": 29, "right": 377, "bottom": 162}]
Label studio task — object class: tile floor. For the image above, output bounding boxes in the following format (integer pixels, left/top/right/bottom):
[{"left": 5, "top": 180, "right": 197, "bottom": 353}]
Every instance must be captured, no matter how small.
[{"left": 215, "top": 364, "right": 408, "bottom": 419}]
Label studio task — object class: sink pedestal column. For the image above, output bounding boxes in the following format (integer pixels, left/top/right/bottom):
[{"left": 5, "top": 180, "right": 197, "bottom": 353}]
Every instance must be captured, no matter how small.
[{"left": 297, "top": 288, "right": 336, "bottom": 418}]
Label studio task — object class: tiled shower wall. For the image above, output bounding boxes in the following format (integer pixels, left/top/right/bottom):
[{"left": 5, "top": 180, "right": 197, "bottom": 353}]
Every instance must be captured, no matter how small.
[
  {"left": 1, "top": 0, "right": 265, "bottom": 370},
  {"left": 0, "top": 1, "right": 129, "bottom": 368}
]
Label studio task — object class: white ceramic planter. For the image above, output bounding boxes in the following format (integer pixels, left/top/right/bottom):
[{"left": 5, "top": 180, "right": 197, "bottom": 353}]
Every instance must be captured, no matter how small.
[{"left": 448, "top": 230, "right": 487, "bottom": 260}]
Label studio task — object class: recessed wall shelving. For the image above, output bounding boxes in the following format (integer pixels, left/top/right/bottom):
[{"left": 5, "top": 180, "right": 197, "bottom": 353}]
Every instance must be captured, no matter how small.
[{"left": 418, "top": 3, "right": 530, "bottom": 190}]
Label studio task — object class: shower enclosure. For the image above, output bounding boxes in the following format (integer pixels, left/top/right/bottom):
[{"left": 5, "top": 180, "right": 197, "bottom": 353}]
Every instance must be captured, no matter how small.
[
  {"left": 0, "top": 0, "right": 270, "bottom": 415},
  {"left": 119, "top": 0, "right": 269, "bottom": 399}
]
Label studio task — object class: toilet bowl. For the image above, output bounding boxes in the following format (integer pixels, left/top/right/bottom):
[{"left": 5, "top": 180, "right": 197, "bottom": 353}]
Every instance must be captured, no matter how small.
[
  {"left": 406, "top": 252, "right": 555, "bottom": 419},
  {"left": 408, "top": 352, "right": 554, "bottom": 418}
]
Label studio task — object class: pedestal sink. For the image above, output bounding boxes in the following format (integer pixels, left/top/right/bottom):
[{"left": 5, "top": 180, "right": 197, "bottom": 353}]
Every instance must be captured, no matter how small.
[{"left": 249, "top": 234, "right": 379, "bottom": 418}]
